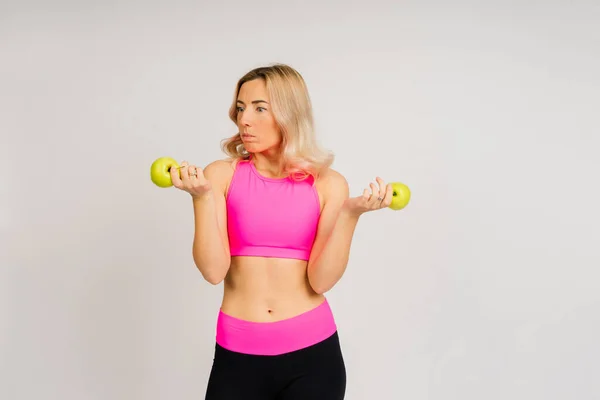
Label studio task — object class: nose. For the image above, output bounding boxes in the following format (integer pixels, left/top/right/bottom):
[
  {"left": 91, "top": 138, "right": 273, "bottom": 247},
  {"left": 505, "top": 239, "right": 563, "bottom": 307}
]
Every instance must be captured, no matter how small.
[{"left": 239, "top": 110, "right": 253, "bottom": 126}]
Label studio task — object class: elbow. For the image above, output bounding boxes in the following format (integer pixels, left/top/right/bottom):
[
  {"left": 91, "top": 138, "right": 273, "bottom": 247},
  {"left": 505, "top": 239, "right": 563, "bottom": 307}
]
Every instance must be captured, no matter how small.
[
  {"left": 312, "top": 286, "right": 329, "bottom": 295},
  {"left": 308, "top": 275, "right": 332, "bottom": 295},
  {"left": 204, "top": 273, "right": 224, "bottom": 285},
  {"left": 200, "top": 266, "right": 227, "bottom": 285},
  {"left": 307, "top": 264, "right": 346, "bottom": 295},
  {"left": 311, "top": 283, "right": 333, "bottom": 295},
  {"left": 193, "top": 251, "right": 229, "bottom": 285},
  {"left": 194, "top": 260, "right": 227, "bottom": 285}
]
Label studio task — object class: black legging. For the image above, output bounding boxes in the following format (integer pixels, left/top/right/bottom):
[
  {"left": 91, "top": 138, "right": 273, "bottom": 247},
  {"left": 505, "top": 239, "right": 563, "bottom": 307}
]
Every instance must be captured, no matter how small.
[{"left": 205, "top": 331, "right": 346, "bottom": 399}]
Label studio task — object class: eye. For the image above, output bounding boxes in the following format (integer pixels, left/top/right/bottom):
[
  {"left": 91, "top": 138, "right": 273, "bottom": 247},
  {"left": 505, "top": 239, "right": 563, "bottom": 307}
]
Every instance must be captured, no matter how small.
[
  {"left": 257, "top": 107, "right": 266, "bottom": 112},
  {"left": 236, "top": 106, "right": 244, "bottom": 112}
]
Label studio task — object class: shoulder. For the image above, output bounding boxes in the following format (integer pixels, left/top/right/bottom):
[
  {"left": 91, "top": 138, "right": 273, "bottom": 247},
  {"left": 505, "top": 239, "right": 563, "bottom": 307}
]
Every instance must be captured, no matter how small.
[
  {"left": 318, "top": 167, "right": 347, "bottom": 187},
  {"left": 204, "top": 158, "right": 235, "bottom": 174},
  {"left": 316, "top": 167, "right": 349, "bottom": 202},
  {"left": 203, "top": 158, "right": 237, "bottom": 190}
]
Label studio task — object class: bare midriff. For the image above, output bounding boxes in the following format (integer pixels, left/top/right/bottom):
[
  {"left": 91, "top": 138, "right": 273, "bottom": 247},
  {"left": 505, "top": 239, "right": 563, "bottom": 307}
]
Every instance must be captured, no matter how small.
[{"left": 220, "top": 256, "right": 325, "bottom": 322}]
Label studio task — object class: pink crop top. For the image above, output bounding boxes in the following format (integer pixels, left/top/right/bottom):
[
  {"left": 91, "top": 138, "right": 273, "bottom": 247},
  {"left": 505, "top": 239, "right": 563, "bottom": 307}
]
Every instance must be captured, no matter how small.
[{"left": 226, "top": 158, "right": 321, "bottom": 261}]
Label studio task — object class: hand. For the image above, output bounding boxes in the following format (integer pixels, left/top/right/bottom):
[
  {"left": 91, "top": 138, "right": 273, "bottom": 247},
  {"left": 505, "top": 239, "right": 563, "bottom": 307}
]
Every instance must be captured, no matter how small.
[
  {"left": 342, "top": 177, "right": 393, "bottom": 217},
  {"left": 170, "top": 161, "right": 213, "bottom": 199}
]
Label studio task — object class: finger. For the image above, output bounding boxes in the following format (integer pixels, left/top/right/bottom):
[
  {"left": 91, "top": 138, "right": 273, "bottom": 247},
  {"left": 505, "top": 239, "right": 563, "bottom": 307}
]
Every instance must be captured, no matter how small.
[
  {"left": 375, "top": 177, "right": 386, "bottom": 199},
  {"left": 188, "top": 165, "right": 197, "bottom": 180},
  {"left": 362, "top": 188, "right": 370, "bottom": 201},
  {"left": 369, "top": 182, "right": 379, "bottom": 207},
  {"left": 382, "top": 183, "right": 393, "bottom": 208},
  {"left": 170, "top": 162, "right": 183, "bottom": 188},
  {"left": 375, "top": 177, "right": 388, "bottom": 208},
  {"left": 179, "top": 161, "right": 190, "bottom": 185},
  {"left": 193, "top": 166, "right": 206, "bottom": 183}
]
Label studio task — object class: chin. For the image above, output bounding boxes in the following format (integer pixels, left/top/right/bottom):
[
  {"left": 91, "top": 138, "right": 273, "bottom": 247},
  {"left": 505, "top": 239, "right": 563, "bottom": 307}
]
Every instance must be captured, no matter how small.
[
  {"left": 245, "top": 142, "right": 271, "bottom": 151},
  {"left": 243, "top": 143, "right": 260, "bottom": 152},
  {"left": 243, "top": 140, "right": 281, "bottom": 154}
]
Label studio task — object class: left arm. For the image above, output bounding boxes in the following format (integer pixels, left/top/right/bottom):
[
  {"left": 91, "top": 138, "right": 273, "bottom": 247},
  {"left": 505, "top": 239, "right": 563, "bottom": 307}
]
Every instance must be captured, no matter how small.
[
  {"left": 307, "top": 172, "right": 393, "bottom": 294},
  {"left": 307, "top": 171, "right": 357, "bottom": 294}
]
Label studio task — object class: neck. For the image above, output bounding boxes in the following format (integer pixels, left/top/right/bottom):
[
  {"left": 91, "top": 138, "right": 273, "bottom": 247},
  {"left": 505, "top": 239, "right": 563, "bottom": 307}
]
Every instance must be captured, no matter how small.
[{"left": 251, "top": 151, "right": 285, "bottom": 179}]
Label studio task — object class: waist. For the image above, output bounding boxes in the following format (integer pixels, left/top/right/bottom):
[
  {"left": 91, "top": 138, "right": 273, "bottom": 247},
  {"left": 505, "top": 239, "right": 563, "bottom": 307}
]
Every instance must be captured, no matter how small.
[
  {"left": 223, "top": 256, "right": 319, "bottom": 318},
  {"left": 216, "top": 298, "right": 338, "bottom": 355}
]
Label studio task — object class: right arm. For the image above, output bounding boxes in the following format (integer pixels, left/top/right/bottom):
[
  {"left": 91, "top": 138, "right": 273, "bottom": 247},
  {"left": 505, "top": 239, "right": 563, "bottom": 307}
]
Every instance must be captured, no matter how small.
[{"left": 176, "top": 159, "right": 233, "bottom": 285}]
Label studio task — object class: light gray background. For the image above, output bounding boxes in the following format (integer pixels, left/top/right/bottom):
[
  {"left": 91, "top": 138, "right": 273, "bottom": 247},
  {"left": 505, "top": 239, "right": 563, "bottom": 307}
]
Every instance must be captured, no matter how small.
[{"left": 1, "top": 1, "right": 599, "bottom": 399}]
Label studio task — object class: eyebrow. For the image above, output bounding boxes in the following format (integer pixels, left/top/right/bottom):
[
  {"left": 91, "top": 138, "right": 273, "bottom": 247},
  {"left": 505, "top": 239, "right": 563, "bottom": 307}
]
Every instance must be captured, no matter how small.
[{"left": 236, "top": 100, "right": 269, "bottom": 105}]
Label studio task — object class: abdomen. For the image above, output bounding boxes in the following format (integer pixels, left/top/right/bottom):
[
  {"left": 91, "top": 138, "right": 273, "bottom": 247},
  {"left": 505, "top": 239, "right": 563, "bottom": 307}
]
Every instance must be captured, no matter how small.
[{"left": 221, "top": 256, "right": 325, "bottom": 322}]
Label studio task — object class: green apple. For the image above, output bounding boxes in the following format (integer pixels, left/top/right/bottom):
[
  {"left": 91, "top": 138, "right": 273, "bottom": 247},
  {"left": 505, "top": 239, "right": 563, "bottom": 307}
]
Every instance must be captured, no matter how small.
[
  {"left": 389, "top": 182, "right": 411, "bottom": 210},
  {"left": 150, "top": 156, "right": 180, "bottom": 188}
]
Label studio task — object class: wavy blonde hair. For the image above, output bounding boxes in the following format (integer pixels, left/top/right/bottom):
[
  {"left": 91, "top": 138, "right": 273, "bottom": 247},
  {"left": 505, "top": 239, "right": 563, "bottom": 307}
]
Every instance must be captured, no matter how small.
[{"left": 220, "top": 63, "right": 334, "bottom": 181}]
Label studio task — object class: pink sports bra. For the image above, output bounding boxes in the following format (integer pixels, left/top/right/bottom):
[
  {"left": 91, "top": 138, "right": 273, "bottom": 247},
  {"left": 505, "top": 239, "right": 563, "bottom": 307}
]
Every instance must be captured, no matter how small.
[{"left": 226, "top": 158, "right": 321, "bottom": 261}]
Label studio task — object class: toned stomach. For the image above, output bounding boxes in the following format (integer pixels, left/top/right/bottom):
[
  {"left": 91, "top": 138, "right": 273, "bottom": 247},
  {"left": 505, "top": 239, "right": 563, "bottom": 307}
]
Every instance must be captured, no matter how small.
[{"left": 220, "top": 256, "right": 325, "bottom": 322}]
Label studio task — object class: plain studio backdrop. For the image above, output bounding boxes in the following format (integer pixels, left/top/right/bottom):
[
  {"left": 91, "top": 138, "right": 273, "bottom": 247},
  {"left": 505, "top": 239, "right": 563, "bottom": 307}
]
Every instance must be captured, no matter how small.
[{"left": 1, "top": 1, "right": 599, "bottom": 399}]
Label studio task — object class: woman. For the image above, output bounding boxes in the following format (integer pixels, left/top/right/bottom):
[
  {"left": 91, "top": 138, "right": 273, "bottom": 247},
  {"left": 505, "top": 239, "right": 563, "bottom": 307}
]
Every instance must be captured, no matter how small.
[{"left": 170, "top": 64, "right": 393, "bottom": 400}]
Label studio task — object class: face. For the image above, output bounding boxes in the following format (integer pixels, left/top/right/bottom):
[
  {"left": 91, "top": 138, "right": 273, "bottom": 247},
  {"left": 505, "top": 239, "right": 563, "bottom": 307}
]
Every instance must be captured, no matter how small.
[{"left": 236, "top": 79, "right": 282, "bottom": 154}]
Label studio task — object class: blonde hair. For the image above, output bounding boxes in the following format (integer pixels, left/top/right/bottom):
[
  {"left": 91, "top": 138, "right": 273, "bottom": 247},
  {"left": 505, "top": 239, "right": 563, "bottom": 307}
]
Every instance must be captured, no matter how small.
[{"left": 220, "top": 63, "right": 334, "bottom": 181}]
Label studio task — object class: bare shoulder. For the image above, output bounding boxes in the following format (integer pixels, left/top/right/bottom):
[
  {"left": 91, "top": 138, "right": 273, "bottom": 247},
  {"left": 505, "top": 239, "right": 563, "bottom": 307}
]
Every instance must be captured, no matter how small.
[
  {"left": 204, "top": 158, "right": 234, "bottom": 174},
  {"left": 317, "top": 167, "right": 349, "bottom": 202},
  {"left": 319, "top": 167, "right": 348, "bottom": 187},
  {"left": 203, "top": 158, "right": 236, "bottom": 191}
]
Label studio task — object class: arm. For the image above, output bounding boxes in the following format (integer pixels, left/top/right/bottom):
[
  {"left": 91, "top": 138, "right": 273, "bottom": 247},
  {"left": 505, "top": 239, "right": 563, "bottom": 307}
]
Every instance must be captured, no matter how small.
[
  {"left": 307, "top": 171, "right": 359, "bottom": 294},
  {"left": 191, "top": 160, "right": 232, "bottom": 285}
]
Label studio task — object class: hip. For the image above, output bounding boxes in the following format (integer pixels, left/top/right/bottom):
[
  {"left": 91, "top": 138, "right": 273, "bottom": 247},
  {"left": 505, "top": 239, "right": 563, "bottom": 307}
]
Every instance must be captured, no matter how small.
[
  {"left": 215, "top": 297, "right": 338, "bottom": 356},
  {"left": 206, "top": 330, "right": 346, "bottom": 399}
]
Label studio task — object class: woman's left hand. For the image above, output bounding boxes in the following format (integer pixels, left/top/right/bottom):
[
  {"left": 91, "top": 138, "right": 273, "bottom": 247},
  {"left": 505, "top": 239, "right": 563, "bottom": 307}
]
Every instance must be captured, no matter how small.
[{"left": 342, "top": 177, "right": 393, "bottom": 217}]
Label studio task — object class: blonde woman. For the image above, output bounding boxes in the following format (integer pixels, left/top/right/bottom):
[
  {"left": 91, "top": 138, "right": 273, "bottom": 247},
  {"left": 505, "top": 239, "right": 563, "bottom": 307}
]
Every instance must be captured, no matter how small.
[{"left": 171, "top": 64, "right": 393, "bottom": 400}]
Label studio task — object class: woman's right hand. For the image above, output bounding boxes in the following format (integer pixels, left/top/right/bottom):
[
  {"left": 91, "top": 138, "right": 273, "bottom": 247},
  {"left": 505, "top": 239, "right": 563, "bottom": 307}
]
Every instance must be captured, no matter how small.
[{"left": 170, "top": 161, "right": 213, "bottom": 198}]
